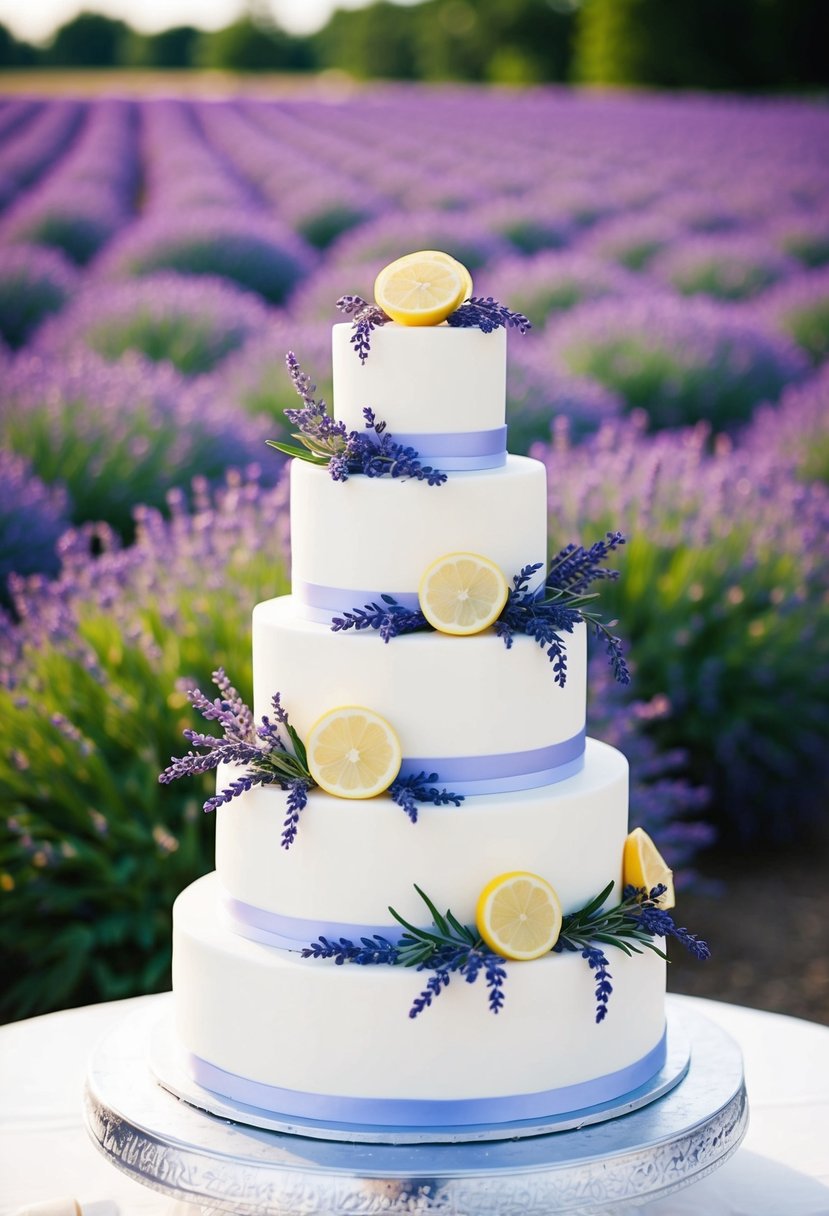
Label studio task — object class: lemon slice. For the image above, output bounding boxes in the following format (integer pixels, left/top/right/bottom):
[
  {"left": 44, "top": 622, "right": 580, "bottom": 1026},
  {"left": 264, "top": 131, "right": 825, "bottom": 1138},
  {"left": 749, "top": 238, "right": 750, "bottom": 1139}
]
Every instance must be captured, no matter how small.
[
  {"left": 307, "top": 706, "right": 402, "bottom": 799},
  {"left": 623, "top": 827, "right": 675, "bottom": 908},
  {"left": 418, "top": 552, "right": 509, "bottom": 636},
  {"left": 415, "top": 250, "right": 473, "bottom": 302},
  {"left": 476, "top": 871, "right": 563, "bottom": 961},
  {"left": 375, "top": 252, "right": 466, "bottom": 326}
]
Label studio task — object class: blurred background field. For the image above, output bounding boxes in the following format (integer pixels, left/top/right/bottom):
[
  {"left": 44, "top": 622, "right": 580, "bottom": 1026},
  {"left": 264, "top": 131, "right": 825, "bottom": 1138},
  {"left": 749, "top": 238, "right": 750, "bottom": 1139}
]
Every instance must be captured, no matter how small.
[{"left": 1, "top": 0, "right": 827, "bottom": 1027}]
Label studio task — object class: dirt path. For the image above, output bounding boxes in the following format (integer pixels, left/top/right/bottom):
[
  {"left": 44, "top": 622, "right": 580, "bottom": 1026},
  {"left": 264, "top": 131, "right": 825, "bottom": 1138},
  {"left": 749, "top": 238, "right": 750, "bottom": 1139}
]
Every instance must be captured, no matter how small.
[{"left": 668, "top": 832, "right": 829, "bottom": 1026}]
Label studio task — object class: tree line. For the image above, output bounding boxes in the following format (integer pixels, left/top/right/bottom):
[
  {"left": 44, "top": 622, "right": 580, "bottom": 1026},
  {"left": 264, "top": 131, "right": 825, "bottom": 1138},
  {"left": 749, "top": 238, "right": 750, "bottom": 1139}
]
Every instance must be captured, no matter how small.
[{"left": 1, "top": 0, "right": 826, "bottom": 90}]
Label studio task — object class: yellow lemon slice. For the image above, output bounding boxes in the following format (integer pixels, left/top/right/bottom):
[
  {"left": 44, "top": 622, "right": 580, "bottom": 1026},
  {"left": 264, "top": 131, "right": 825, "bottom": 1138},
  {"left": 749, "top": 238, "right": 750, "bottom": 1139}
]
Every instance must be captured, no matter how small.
[
  {"left": 418, "top": 552, "right": 509, "bottom": 636},
  {"left": 623, "top": 827, "right": 675, "bottom": 908},
  {"left": 414, "top": 250, "right": 473, "bottom": 302},
  {"left": 476, "top": 871, "right": 563, "bottom": 961},
  {"left": 307, "top": 706, "right": 402, "bottom": 800},
  {"left": 375, "top": 252, "right": 466, "bottom": 326}
]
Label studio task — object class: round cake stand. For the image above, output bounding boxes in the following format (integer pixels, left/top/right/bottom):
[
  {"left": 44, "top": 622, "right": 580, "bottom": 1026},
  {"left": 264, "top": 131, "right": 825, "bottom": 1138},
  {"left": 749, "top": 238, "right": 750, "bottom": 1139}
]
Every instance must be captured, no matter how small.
[{"left": 84, "top": 994, "right": 748, "bottom": 1216}]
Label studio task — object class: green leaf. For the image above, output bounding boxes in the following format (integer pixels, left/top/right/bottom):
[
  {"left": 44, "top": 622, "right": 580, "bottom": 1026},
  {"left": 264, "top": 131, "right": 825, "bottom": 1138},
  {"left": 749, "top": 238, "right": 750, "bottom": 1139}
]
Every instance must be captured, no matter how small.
[
  {"left": 266, "top": 440, "right": 328, "bottom": 464},
  {"left": 388, "top": 905, "right": 446, "bottom": 948},
  {"left": 413, "top": 883, "right": 452, "bottom": 937},
  {"left": 446, "top": 908, "right": 477, "bottom": 945},
  {"left": 571, "top": 880, "right": 615, "bottom": 922},
  {"left": 286, "top": 723, "right": 308, "bottom": 772}
]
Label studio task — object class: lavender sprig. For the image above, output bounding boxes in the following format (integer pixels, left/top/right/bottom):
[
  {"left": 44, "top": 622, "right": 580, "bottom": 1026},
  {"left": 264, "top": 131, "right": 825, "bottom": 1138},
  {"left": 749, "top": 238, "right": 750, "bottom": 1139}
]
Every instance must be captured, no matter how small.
[
  {"left": 267, "top": 354, "right": 446, "bottom": 485},
  {"left": 159, "top": 672, "right": 314, "bottom": 849},
  {"left": 301, "top": 934, "right": 399, "bottom": 966},
  {"left": 302, "top": 877, "right": 708, "bottom": 1023},
  {"left": 303, "top": 882, "right": 508, "bottom": 1020},
  {"left": 336, "top": 291, "right": 531, "bottom": 362},
  {"left": 160, "top": 673, "right": 460, "bottom": 841},
  {"left": 336, "top": 294, "right": 390, "bottom": 364},
  {"left": 330, "top": 535, "right": 630, "bottom": 684},
  {"left": 389, "top": 771, "right": 464, "bottom": 824},
  {"left": 331, "top": 594, "right": 428, "bottom": 641},
  {"left": 446, "top": 295, "right": 532, "bottom": 335}
]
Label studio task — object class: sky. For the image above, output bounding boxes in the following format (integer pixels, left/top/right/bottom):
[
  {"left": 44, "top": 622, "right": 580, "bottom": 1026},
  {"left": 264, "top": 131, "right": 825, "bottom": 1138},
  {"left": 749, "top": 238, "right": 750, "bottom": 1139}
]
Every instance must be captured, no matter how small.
[{"left": 0, "top": 0, "right": 394, "bottom": 43}]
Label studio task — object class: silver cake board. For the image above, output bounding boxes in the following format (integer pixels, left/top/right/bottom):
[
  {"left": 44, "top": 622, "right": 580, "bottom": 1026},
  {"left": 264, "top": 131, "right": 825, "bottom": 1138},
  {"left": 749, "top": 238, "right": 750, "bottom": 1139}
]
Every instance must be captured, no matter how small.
[
  {"left": 148, "top": 1009, "right": 691, "bottom": 1145},
  {"left": 84, "top": 994, "right": 748, "bottom": 1215}
]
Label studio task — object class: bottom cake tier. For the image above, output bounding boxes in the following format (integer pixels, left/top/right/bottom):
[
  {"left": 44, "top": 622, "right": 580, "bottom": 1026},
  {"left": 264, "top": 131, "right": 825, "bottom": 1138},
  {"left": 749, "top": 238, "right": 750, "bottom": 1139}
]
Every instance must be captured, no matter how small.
[{"left": 172, "top": 874, "right": 667, "bottom": 1137}]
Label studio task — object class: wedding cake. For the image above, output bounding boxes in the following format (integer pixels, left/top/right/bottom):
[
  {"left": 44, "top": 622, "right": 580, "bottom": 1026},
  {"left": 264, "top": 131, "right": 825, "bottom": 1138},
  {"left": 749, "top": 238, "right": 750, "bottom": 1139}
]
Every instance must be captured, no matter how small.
[{"left": 167, "top": 253, "right": 704, "bottom": 1139}]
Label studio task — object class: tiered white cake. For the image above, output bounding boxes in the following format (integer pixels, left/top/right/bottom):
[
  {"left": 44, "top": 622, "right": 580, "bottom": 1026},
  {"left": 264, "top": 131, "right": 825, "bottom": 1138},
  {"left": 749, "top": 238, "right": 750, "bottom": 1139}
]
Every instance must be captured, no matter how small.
[{"left": 171, "top": 321, "right": 667, "bottom": 1134}]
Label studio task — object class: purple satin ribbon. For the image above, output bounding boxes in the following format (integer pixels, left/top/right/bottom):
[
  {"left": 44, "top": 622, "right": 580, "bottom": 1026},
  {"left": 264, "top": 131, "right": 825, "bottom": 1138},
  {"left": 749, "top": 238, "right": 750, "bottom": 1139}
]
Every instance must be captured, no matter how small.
[
  {"left": 294, "top": 580, "right": 421, "bottom": 620},
  {"left": 391, "top": 425, "right": 507, "bottom": 471},
  {"left": 399, "top": 730, "right": 586, "bottom": 795},
  {"left": 223, "top": 894, "right": 407, "bottom": 951},
  {"left": 187, "top": 1031, "right": 667, "bottom": 1128}
]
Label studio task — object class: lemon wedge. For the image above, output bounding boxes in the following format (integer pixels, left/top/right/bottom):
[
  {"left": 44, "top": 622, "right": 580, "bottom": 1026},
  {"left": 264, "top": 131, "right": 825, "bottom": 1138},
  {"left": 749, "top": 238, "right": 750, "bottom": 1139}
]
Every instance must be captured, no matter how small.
[
  {"left": 623, "top": 827, "right": 675, "bottom": 908},
  {"left": 374, "top": 252, "right": 466, "bottom": 326},
  {"left": 307, "top": 706, "right": 402, "bottom": 799},
  {"left": 418, "top": 552, "right": 509, "bottom": 636},
  {"left": 476, "top": 871, "right": 563, "bottom": 961}
]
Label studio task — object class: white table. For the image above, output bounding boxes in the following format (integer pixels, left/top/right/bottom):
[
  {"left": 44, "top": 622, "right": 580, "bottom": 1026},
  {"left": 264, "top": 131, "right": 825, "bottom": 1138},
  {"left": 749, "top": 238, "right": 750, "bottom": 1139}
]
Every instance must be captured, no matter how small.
[{"left": 1, "top": 994, "right": 828, "bottom": 1216}]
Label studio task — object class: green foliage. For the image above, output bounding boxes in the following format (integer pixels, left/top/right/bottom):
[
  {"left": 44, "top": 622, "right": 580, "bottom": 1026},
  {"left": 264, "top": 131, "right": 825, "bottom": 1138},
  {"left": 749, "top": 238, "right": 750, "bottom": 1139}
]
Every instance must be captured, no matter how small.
[
  {"left": 778, "top": 298, "right": 829, "bottom": 364},
  {"left": 547, "top": 422, "right": 829, "bottom": 841},
  {"left": 0, "top": 255, "right": 75, "bottom": 350},
  {"left": 45, "top": 11, "right": 131, "bottom": 67},
  {"left": 82, "top": 311, "right": 249, "bottom": 376},
  {"left": 123, "top": 25, "right": 200, "bottom": 69},
  {"left": 573, "top": 0, "right": 828, "bottom": 89},
  {"left": 314, "top": 3, "right": 421, "bottom": 80},
  {"left": 0, "top": 480, "right": 290, "bottom": 1020},
  {"left": 298, "top": 204, "right": 369, "bottom": 251},
  {"left": 197, "top": 16, "right": 313, "bottom": 72},
  {"left": 0, "top": 21, "right": 38, "bottom": 66},
  {"left": 313, "top": 0, "right": 575, "bottom": 84}
]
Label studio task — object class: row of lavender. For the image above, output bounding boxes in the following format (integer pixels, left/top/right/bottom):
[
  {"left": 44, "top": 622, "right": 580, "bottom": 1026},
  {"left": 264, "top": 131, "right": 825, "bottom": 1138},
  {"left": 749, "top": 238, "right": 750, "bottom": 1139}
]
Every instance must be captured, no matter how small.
[{"left": 1, "top": 89, "right": 827, "bottom": 1018}]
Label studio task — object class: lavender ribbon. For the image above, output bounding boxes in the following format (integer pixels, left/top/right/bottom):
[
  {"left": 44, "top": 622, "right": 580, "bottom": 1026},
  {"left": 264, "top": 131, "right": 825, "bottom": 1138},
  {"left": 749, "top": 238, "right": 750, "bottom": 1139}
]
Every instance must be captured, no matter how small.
[
  {"left": 399, "top": 730, "right": 586, "bottom": 795},
  {"left": 392, "top": 425, "right": 507, "bottom": 471},
  {"left": 188, "top": 1031, "right": 667, "bottom": 1128},
  {"left": 223, "top": 894, "right": 407, "bottom": 951},
  {"left": 293, "top": 580, "right": 420, "bottom": 623}
]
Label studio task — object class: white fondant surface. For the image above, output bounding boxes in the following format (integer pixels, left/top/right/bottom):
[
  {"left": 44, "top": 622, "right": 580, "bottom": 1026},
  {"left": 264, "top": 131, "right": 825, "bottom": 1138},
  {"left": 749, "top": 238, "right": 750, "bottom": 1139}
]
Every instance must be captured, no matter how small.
[
  {"left": 252, "top": 596, "right": 586, "bottom": 758},
  {"left": 332, "top": 322, "right": 506, "bottom": 434},
  {"left": 290, "top": 455, "right": 547, "bottom": 604},
  {"left": 215, "top": 739, "right": 628, "bottom": 928},
  {"left": 173, "top": 872, "right": 666, "bottom": 1103}
]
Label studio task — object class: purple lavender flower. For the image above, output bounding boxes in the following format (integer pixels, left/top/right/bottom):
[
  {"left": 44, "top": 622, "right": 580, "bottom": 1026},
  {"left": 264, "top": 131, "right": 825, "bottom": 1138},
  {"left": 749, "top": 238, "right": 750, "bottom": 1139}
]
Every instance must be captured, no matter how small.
[
  {"left": 0, "top": 243, "right": 78, "bottom": 348},
  {"left": 1, "top": 100, "right": 138, "bottom": 264},
  {"left": 754, "top": 266, "right": 829, "bottom": 364},
  {"left": 539, "top": 414, "right": 829, "bottom": 841},
  {"left": 329, "top": 210, "right": 510, "bottom": 272},
  {"left": 650, "top": 233, "right": 798, "bottom": 301},
  {"left": 214, "top": 318, "right": 332, "bottom": 430},
  {"left": 472, "top": 197, "right": 576, "bottom": 255},
  {"left": 507, "top": 338, "right": 623, "bottom": 450},
  {"left": 34, "top": 273, "right": 270, "bottom": 376},
  {"left": 483, "top": 250, "right": 640, "bottom": 326},
  {"left": 742, "top": 364, "right": 829, "bottom": 484},
  {"left": 0, "top": 450, "right": 70, "bottom": 600},
  {"left": 0, "top": 101, "right": 85, "bottom": 201},
  {"left": 1, "top": 349, "right": 272, "bottom": 538},
  {"left": 768, "top": 211, "right": 829, "bottom": 269},
  {"left": 548, "top": 294, "right": 807, "bottom": 429},
  {"left": 99, "top": 210, "right": 315, "bottom": 306},
  {"left": 581, "top": 213, "right": 684, "bottom": 271}
]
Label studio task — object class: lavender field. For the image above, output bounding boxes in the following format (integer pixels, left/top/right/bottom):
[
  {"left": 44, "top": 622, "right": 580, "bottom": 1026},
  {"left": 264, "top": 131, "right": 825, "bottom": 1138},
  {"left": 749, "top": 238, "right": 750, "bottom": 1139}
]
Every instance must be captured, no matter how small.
[{"left": 1, "top": 88, "right": 828, "bottom": 1021}]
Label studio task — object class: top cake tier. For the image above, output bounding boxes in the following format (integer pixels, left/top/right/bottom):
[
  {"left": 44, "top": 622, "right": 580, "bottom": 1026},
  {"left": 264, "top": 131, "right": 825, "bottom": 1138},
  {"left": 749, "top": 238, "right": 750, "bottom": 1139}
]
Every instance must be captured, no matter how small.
[{"left": 332, "top": 323, "right": 507, "bottom": 469}]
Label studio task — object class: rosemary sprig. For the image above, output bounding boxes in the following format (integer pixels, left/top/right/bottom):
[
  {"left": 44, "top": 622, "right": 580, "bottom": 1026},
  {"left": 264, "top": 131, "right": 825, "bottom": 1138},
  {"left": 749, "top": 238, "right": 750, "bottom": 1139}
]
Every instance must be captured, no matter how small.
[
  {"left": 303, "top": 879, "right": 709, "bottom": 1023},
  {"left": 556, "top": 881, "right": 668, "bottom": 962}
]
